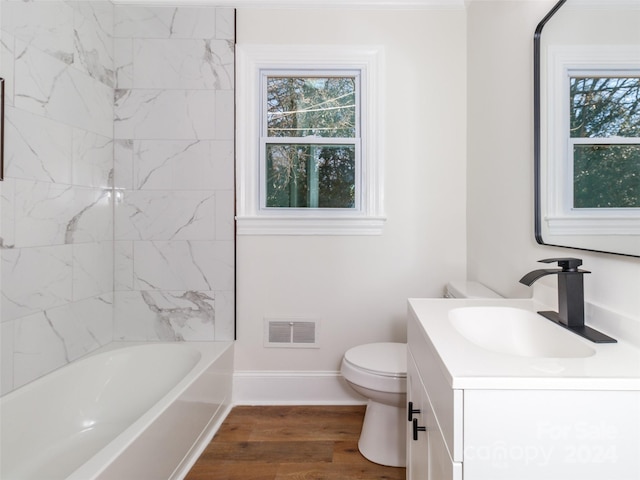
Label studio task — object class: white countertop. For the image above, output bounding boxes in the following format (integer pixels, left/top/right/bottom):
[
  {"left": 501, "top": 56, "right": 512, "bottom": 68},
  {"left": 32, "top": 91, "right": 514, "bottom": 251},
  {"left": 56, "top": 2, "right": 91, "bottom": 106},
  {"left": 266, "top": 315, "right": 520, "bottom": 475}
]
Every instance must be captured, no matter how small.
[{"left": 408, "top": 298, "right": 640, "bottom": 390}]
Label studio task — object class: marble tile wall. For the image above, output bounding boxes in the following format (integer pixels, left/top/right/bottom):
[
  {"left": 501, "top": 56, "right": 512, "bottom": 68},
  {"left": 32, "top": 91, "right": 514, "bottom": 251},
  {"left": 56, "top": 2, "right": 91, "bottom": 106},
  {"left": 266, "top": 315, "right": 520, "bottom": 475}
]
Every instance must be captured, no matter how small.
[
  {"left": 1, "top": 3, "right": 236, "bottom": 396},
  {"left": 1, "top": 0, "right": 115, "bottom": 394},
  {"left": 112, "top": 6, "right": 235, "bottom": 343}
]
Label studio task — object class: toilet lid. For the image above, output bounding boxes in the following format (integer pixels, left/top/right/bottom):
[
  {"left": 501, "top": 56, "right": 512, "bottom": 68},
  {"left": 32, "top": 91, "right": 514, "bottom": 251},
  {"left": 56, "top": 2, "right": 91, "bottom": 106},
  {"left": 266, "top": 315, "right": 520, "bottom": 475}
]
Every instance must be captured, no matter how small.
[{"left": 343, "top": 343, "right": 406, "bottom": 378}]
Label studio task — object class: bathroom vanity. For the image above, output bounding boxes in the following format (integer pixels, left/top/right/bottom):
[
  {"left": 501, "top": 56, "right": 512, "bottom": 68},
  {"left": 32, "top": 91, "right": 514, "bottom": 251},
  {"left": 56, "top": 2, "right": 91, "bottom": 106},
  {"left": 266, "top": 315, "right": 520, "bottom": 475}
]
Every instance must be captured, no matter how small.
[{"left": 406, "top": 298, "right": 640, "bottom": 480}]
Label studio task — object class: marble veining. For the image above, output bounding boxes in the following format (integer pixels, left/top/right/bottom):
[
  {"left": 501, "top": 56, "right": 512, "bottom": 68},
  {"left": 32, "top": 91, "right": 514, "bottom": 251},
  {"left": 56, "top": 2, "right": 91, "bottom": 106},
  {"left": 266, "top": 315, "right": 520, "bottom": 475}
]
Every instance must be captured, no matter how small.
[
  {"left": 114, "top": 290, "right": 216, "bottom": 341},
  {"left": 114, "top": 6, "right": 219, "bottom": 40},
  {"left": 1, "top": 179, "right": 16, "bottom": 249},
  {"left": 13, "top": 311, "right": 71, "bottom": 385},
  {"left": 71, "top": 131, "right": 113, "bottom": 188},
  {"left": 14, "top": 39, "right": 114, "bottom": 138},
  {"left": 204, "top": 39, "right": 234, "bottom": 90},
  {"left": 72, "top": 242, "right": 114, "bottom": 301},
  {"left": 10, "top": 181, "right": 112, "bottom": 248},
  {"left": 114, "top": 89, "right": 217, "bottom": 140},
  {"left": 2, "top": 245, "right": 74, "bottom": 323},
  {"left": 142, "top": 290, "right": 215, "bottom": 341},
  {"left": 133, "top": 139, "right": 233, "bottom": 191},
  {"left": 2, "top": 0, "right": 76, "bottom": 66},
  {"left": 64, "top": 189, "right": 110, "bottom": 244},
  {"left": 132, "top": 38, "right": 233, "bottom": 90},
  {"left": 71, "top": 0, "right": 115, "bottom": 87},
  {"left": 11, "top": 293, "right": 113, "bottom": 390},
  {"left": 134, "top": 139, "right": 201, "bottom": 190},
  {"left": 43, "top": 310, "right": 72, "bottom": 363},
  {"left": 132, "top": 241, "right": 223, "bottom": 291},
  {"left": 117, "top": 190, "right": 215, "bottom": 241},
  {"left": 113, "top": 139, "right": 134, "bottom": 189},
  {"left": 5, "top": 107, "right": 72, "bottom": 183},
  {"left": 1, "top": 31, "right": 16, "bottom": 108},
  {"left": 114, "top": 38, "right": 133, "bottom": 89}
]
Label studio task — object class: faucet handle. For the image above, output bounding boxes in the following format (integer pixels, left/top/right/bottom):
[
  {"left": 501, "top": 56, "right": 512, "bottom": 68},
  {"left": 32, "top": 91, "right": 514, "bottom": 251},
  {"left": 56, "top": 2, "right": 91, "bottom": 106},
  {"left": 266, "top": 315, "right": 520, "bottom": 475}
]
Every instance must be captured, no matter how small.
[{"left": 538, "top": 258, "right": 586, "bottom": 272}]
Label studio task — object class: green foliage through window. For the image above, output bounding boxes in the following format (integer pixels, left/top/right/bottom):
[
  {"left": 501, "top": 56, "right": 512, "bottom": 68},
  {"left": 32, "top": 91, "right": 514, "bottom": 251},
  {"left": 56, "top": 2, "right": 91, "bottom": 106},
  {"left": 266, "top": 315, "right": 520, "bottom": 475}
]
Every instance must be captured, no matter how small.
[
  {"left": 266, "top": 144, "right": 355, "bottom": 208},
  {"left": 263, "top": 74, "right": 359, "bottom": 209},
  {"left": 570, "top": 76, "right": 640, "bottom": 208},
  {"left": 573, "top": 144, "right": 640, "bottom": 208}
]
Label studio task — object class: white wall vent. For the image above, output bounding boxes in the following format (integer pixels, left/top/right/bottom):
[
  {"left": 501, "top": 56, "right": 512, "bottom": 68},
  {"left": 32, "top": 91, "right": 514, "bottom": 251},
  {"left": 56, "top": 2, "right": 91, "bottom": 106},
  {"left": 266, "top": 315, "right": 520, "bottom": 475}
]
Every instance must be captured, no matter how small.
[{"left": 264, "top": 318, "right": 320, "bottom": 348}]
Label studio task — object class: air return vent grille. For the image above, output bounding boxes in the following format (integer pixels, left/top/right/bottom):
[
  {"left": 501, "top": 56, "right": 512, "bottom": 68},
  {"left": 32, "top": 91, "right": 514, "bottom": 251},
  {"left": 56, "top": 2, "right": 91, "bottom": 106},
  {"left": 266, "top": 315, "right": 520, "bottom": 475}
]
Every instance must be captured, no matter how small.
[{"left": 264, "top": 318, "right": 320, "bottom": 348}]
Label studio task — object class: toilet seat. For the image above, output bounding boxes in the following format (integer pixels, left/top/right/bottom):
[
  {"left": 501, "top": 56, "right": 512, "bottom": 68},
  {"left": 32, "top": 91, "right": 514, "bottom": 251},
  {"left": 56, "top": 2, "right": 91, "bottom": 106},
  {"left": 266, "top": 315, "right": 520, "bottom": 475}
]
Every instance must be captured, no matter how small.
[
  {"left": 343, "top": 343, "right": 406, "bottom": 377},
  {"left": 341, "top": 343, "right": 406, "bottom": 394}
]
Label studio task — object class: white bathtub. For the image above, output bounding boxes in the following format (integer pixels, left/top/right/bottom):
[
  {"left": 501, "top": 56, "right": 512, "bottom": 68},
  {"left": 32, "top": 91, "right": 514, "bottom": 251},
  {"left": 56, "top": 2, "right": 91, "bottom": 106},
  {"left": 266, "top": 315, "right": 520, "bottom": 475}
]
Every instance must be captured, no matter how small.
[{"left": 0, "top": 341, "right": 233, "bottom": 480}]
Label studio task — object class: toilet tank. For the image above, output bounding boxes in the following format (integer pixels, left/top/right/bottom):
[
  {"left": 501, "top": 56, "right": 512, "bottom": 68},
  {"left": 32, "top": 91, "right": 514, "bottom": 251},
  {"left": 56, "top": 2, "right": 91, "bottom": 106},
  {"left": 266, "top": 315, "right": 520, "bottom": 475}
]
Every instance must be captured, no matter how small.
[{"left": 444, "top": 280, "right": 502, "bottom": 299}]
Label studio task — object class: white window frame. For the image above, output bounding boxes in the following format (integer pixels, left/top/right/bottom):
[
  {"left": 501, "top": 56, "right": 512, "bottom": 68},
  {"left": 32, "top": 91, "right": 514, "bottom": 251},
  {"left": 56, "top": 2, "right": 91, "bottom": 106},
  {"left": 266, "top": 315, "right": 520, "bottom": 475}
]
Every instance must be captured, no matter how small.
[
  {"left": 236, "top": 44, "right": 385, "bottom": 235},
  {"left": 545, "top": 45, "right": 640, "bottom": 236}
]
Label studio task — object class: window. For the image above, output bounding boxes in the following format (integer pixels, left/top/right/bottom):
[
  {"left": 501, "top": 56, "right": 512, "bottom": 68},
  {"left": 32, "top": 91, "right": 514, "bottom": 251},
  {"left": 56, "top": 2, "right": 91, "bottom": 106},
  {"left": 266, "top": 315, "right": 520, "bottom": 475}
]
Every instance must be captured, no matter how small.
[
  {"left": 569, "top": 75, "right": 640, "bottom": 209},
  {"left": 236, "top": 45, "right": 385, "bottom": 235},
  {"left": 262, "top": 73, "right": 359, "bottom": 210},
  {"left": 545, "top": 45, "right": 640, "bottom": 236}
]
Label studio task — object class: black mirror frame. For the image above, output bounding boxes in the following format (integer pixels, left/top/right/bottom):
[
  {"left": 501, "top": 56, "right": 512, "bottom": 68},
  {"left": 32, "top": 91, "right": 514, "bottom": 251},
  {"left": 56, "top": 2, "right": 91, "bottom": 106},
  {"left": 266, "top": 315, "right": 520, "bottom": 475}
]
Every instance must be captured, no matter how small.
[{"left": 533, "top": 0, "right": 566, "bottom": 247}]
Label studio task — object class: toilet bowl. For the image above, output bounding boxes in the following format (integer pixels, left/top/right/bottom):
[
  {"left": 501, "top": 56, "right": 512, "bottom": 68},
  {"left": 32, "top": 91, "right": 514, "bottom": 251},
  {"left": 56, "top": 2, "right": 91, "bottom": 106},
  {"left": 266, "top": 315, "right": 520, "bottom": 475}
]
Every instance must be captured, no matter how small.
[{"left": 341, "top": 342, "right": 407, "bottom": 467}]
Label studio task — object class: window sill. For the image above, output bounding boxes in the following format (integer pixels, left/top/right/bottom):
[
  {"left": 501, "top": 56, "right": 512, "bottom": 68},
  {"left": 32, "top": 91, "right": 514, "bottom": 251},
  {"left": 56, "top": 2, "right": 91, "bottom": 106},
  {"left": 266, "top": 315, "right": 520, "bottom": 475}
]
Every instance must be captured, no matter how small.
[
  {"left": 236, "top": 215, "right": 386, "bottom": 235},
  {"left": 545, "top": 214, "right": 640, "bottom": 236}
]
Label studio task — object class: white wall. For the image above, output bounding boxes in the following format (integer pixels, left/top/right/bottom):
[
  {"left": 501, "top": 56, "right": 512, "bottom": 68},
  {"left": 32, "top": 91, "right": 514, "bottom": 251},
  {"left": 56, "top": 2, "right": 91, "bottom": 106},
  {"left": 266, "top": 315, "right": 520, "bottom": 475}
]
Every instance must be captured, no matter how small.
[
  {"left": 235, "top": 7, "right": 468, "bottom": 397},
  {"left": 466, "top": 1, "right": 640, "bottom": 320}
]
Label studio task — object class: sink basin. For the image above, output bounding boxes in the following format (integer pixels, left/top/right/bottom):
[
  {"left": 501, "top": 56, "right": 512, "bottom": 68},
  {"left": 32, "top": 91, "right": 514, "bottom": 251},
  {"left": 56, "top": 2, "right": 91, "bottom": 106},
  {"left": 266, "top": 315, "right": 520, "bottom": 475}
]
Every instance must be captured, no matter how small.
[{"left": 449, "top": 307, "right": 596, "bottom": 358}]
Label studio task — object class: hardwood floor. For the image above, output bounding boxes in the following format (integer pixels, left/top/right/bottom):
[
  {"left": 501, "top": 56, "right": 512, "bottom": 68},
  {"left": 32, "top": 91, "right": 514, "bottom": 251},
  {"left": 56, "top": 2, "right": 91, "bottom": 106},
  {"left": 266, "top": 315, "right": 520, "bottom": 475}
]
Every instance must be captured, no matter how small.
[{"left": 185, "top": 405, "right": 406, "bottom": 480}]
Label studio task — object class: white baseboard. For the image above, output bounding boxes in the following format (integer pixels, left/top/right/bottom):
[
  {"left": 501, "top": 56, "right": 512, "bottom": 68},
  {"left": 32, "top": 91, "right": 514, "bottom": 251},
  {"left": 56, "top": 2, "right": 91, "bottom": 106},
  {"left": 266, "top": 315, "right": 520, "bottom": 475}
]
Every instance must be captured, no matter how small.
[{"left": 233, "top": 370, "right": 366, "bottom": 405}]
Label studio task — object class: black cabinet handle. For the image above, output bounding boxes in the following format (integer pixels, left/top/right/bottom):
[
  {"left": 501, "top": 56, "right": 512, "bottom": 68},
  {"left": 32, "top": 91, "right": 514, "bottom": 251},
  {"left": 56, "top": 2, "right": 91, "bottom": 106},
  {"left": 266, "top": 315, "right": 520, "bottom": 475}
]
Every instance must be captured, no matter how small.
[
  {"left": 408, "top": 401, "right": 421, "bottom": 421},
  {"left": 412, "top": 418, "right": 426, "bottom": 441}
]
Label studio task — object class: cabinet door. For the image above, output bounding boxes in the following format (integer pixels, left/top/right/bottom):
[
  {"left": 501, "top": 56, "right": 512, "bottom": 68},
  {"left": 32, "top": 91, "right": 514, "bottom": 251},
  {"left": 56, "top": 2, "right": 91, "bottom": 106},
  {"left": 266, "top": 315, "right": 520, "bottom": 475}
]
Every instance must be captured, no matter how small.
[
  {"left": 464, "top": 389, "right": 640, "bottom": 480},
  {"left": 407, "top": 351, "right": 429, "bottom": 480},
  {"left": 408, "top": 349, "right": 463, "bottom": 480},
  {"left": 423, "top": 393, "right": 462, "bottom": 480}
]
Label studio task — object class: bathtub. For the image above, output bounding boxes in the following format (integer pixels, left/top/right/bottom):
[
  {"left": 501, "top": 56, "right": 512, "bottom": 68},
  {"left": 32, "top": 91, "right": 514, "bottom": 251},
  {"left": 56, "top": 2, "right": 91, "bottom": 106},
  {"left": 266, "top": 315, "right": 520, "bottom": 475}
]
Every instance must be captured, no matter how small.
[{"left": 0, "top": 341, "right": 233, "bottom": 480}]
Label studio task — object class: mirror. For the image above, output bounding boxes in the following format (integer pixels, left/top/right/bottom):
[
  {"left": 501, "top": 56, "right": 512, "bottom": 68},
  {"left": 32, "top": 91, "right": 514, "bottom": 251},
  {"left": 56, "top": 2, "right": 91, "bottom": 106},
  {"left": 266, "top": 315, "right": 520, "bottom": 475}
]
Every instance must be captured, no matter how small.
[{"left": 535, "top": 0, "right": 640, "bottom": 257}]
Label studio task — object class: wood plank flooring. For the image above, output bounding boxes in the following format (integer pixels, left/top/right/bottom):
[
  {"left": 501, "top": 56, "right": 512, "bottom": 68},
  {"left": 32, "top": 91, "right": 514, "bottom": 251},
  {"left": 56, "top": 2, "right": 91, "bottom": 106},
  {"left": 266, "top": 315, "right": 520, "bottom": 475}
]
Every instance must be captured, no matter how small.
[{"left": 185, "top": 405, "right": 406, "bottom": 480}]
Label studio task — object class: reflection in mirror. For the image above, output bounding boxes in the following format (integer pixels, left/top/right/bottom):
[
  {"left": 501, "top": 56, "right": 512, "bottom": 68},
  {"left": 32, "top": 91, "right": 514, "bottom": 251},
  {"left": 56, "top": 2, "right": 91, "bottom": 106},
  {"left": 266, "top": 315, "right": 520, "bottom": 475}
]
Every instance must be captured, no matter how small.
[{"left": 535, "top": 0, "right": 640, "bottom": 257}]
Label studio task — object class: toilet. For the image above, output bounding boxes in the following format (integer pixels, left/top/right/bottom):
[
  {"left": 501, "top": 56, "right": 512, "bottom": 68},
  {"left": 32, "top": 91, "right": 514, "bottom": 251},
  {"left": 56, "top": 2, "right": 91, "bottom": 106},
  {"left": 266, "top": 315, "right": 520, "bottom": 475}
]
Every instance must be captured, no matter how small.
[
  {"left": 443, "top": 280, "right": 502, "bottom": 299},
  {"left": 341, "top": 342, "right": 407, "bottom": 467},
  {"left": 341, "top": 281, "right": 502, "bottom": 468}
]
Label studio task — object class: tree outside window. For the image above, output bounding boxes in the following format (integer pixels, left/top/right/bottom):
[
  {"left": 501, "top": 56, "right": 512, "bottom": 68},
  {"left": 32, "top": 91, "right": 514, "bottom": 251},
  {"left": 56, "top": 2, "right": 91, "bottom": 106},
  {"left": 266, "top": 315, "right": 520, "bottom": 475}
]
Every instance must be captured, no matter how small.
[
  {"left": 262, "top": 74, "right": 360, "bottom": 210},
  {"left": 570, "top": 76, "right": 640, "bottom": 209}
]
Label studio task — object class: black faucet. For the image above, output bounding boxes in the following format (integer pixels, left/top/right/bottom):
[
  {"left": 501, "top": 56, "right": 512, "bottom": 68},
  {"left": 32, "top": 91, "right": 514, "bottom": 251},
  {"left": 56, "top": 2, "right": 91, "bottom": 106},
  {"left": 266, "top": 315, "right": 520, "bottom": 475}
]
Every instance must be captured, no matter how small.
[{"left": 519, "top": 258, "right": 616, "bottom": 343}]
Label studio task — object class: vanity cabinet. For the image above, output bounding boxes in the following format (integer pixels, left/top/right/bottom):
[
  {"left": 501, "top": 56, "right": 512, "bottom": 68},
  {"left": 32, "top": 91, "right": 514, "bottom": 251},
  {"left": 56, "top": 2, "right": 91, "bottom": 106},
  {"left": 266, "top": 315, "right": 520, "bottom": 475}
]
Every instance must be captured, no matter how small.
[{"left": 407, "top": 301, "right": 640, "bottom": 480}]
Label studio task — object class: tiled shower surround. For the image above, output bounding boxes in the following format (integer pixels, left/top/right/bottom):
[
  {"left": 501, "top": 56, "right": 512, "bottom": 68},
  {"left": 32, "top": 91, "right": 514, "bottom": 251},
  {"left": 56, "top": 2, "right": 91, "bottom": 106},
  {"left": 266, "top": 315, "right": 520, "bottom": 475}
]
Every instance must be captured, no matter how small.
[
  {"left": 0, "top": 1, "right": 235, "bottom": 395},
  {"left": 112, "top": 5, "right": 235, "bottom": 342}
]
